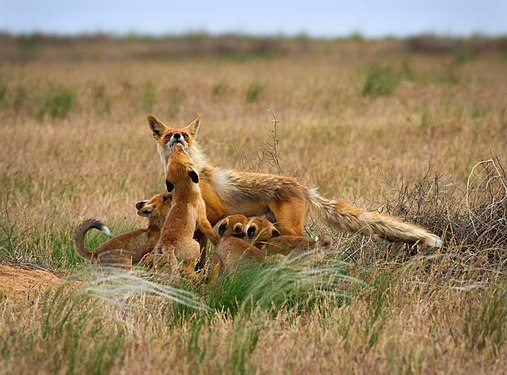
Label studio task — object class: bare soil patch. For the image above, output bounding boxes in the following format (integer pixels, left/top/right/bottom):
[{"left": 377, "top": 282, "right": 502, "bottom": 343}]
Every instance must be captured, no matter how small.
[{"left": 0, "top": 264, "right": 63, "bottom": 303}]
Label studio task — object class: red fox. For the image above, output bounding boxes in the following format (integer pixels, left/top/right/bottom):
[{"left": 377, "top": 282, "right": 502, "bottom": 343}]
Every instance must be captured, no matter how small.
[
  {"left": 147, "top": 114, "right": 443, "bottom": 248},
  {"left": 208, "top": 214, "right": 265, "bottom": 284},
  {"left": 244, "top": 216, "right": 334, "bottom": 256},
  {"left": 153, "top": 143, "right": 219, "bottom": 280},
  {"left": 73, "top": 192, "right": 172, "bottom": 267}
]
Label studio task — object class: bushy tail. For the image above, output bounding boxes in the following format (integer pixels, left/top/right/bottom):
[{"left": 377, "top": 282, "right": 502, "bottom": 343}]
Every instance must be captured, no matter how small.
[
  {"left": 306, "top": 190, "right": 443, "bottom": 248},
  {"left": 73, "top": 219, "right": 112, "bottom": 260}
]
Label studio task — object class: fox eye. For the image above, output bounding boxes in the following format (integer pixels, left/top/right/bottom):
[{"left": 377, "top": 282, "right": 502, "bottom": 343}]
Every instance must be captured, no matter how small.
[
  {"left": 182, "top": 133, "right": 188, "bottom": 139},
  {"left": 164, "top": 133, "right": 172, "bottom": 140},
  {"left": 162, "top": 195, "right": 168, "bottom": 202}
]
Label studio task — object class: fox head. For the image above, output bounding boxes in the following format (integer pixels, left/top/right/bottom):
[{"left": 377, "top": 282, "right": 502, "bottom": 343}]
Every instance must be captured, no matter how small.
[
  {"left": 136, "top": 192, "right": 172, "bottom": 217},
  {"left": 215, "top": 214, "right": 249, "bottom": 239},
  {"left": 147, "top": 114, "right": 207, "bottom": 171},
  {"left": 165, "top": 143, "right": 199, "bottom": 193},
  {"left": 244, "top": 216, "right": 281, "bottom": 244},
  {"left": 135, "top": 192, "right": 173, "bottom": 226}
]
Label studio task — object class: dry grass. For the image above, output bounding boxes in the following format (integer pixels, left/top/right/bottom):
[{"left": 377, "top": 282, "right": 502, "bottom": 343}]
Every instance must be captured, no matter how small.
[{"left": 0, "top": 36, "right": 506, "bottom": 374}]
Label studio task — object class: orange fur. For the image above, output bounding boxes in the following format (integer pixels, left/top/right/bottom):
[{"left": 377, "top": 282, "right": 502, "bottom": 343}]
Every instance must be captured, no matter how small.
[
  {"left": 147, "top": 114, "right": 443, "bottom": 248},
  {"left": 244, "top": 216, "right": 334, "bottom": 256},
  {"left": 153, "top": 143, "right": 218, "bottom": 281},
  {"left": 73, "top": 193, "right": 172, "bottom": 268},
  {"left": 208, "top": 214, "right": 265, "bottom": 285}
]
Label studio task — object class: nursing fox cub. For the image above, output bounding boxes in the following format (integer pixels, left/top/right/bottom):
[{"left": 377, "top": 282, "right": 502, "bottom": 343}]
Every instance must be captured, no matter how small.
[
  {"left": 244, "top": 216, "right": 334, "bottom": 256},
  {"left": 208, "top": 214, "right": 265, "bottom": 284},
  {"left": 147, "top": 114, "right": 443, "bottom": 248}
]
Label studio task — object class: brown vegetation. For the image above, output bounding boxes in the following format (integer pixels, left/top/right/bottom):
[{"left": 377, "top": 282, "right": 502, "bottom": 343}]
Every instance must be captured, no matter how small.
[{"left": 0, "top": 35, "right": 506, "bottom": 374}]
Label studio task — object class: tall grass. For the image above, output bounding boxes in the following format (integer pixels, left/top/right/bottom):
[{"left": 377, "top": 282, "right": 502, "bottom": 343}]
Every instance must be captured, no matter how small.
[
  {"left": 37, "top": 87, "right": 77, "bottom": 120},
  {"left": 362, "top": 64, "right": 399, "bottom": 97},
  {"left": 0, "top": 37, "right": 506, "bottom": 374},
  {"left": 246, "top": 82, "right": 264, "bottom": 103},
  {"left": 93, "top": 84, "right": 111, "bottom": 117}
]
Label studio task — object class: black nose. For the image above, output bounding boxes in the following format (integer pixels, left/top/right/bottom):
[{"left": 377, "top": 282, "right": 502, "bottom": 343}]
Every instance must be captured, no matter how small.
[{"left": 173, "top": 133, "right": 181, "bottom": 139}]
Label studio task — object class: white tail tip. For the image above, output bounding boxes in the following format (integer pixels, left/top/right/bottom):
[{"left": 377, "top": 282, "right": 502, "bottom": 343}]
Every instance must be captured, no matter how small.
[
  {"left": 100, "top": 225, "right": 112, "bottom": 237},
  {"left": 427, "top": 234, "right": 443, "bottom": 248}
]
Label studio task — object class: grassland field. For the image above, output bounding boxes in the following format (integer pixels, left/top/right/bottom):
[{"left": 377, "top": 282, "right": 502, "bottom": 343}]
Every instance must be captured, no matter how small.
[{"left": 0, "top": 35, "right": 506, "bottom": 374}]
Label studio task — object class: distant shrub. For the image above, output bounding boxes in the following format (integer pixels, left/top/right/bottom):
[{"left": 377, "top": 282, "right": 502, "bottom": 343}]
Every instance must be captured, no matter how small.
[
  {"left": 246, "top": 82, "right": 263, "bottom": 103},
  {"left": 212, "top": 81, "right": 229, "bottom": 100},
  {"left": 420, "top": 100, "right": 431, "bottom": 128},
  {"left": 139, "top": 81, "right": 156, "bottom": 113},
  {"left": 165, "top": 86, "right": 187, "bottom": 119},
  {"left": 13, "top": 86, "right": 27, "bottom": 113},
  {"left": 38, "top": 87, "right": 76, "bottom": 120},
  {"left": 0, "top": 85, "right": 6, "bottom": 108},
  {"left": 94, "top": 84, "right": 111, "bottom": 116},
  {"left": 362, "top": 64, "right": 399, "bottom": 97},
  {"left": 0, "top": 70, "right": 6, "bottom": 108}
]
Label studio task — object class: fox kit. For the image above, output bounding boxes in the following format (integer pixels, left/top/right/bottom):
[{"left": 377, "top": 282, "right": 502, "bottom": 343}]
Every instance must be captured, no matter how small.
[
  {"left": 73, "top": 193, "right": 172, "bottom": 268},
  {"left": 147, "top": 114, "right": 443, "bottom": 248},
  {"left": 244, "top": 216, "right": 333, "bottom": 256},
  {"left": 154, "top": 143, "right": 218, "bottom": 281},
  {"left": 208, "top": 214, "right": 265, "bottom": 284}
]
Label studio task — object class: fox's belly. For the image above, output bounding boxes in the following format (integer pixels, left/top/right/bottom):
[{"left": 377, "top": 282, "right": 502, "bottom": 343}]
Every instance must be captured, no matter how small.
[{"left": 223, "top": 200, "right": 273, "bottom": 219}]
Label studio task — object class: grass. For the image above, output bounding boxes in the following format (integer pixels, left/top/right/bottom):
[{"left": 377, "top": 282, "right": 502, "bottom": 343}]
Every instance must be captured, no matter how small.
[
  {"left": 37, "top": 87, "right": 77, "bottom": 120},
  {"left": 0, "top": 36, "right": 506, "bottom": 374},
  {"left": 0, "top": 72, "right": 6, "bottom": 108},
  {"left": 246, "top": 82, "right": 264, "bottom": 103},
  {"left": 93, "top": 84, "right": 111, "bottom": 117},
  {"left": 362, "top": 64, "right": 400, "bottom": 97}
]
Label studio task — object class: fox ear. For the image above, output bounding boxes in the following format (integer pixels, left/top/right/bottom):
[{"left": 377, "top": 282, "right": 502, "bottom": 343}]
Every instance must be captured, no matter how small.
[
  {"left": 185, "top": 115, "right": 202, "bottom": 137},
  {"left": 218, "top": 219, "right": 228, "bottom": 236},
  {"left": 271, "top": 228, "right": 281, "bottom": 237},
  {"left": 166, "top": 180, "right": 174, "bottom": 192},
  {"left": 247, "top": 226, "right": 256, "bottom": 239},
  {"left": 147, "top": 114, "right": 167, "bottom": 138},
  {"left": 135, "top": 200, "right": 148, "bottom": 210},
  {"left": 189, "top": 170, "right": 199, "bottom": 184}
]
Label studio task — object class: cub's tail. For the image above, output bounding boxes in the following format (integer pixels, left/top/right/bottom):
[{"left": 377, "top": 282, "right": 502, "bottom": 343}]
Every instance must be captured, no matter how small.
[
  {"left": 73, "top": 219, "right": 112, "bottom": 260},
  {"left": 306, "top": 189, "right": 443, "bottom": 248}
]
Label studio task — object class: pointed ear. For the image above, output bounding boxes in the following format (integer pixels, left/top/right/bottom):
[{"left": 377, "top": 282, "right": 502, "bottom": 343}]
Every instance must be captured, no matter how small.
[
  {"left": 271, "top": 228, "right": 281, "bottom": 237},
  {"left": 247, "top": 226, "right": 256, "bottom": 239},
  {"left": 232, "top": 223, "right": 244, "bottom": 236},
  {"left": 135, "top": 200, "right": 148, "bottom": 210},
  {"left": 189, "top": 170, "right": 199, "bottom": 184},
  {"left": 147, "top": 114, "right": 167, "bottom": 138},
  {"left": 166, "top": 180, "right": 174, "bottom": 192},
  {"left": 218, "top": 219, "right": 228, "bottom": 236},
  {"left": 185, "top": 115, "right": 202, "bottom": 137}
]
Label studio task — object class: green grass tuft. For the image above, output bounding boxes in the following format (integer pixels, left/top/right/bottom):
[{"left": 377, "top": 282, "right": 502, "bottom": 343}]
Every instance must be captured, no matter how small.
[
  {"left": 362, "top": 64, "right": 400, "bottom": 97},
  {"left": 94, "top": 84, "right": 111, "bottom": 116},
  {"left": 464, "top": 288, "right": 507, "bottom": 356},
  {"left": 246, "top": 82, "right": 263, "bottom": 103},
  {"left": 206, "top": 252, "right": 359, "bottom": 316},
  {"left": 37, "top": 87, "right": 77, "bottom": 120},
  {"left": 212, "top": 81, "right": 229, "bottom": 100}
]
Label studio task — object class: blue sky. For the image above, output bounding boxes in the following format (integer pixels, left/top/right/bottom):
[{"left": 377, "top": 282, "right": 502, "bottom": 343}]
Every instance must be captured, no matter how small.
[{"left": 1, "top": 0, "right": 506, "bottom": 38}]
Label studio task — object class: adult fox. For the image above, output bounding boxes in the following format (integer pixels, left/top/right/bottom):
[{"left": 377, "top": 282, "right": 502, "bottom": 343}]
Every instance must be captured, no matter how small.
[{"left": 147, "top": 114, "right": 443, "bottom": 248}]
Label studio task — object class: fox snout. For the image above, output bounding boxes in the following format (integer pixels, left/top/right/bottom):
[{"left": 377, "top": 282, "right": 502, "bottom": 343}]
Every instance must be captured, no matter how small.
[
  {"left": 168, "top": 133, "right": 188, "bottom": 151},
  {"left": 137, "top": 206, "right": 153, "bottom": 217}
]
